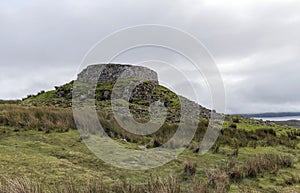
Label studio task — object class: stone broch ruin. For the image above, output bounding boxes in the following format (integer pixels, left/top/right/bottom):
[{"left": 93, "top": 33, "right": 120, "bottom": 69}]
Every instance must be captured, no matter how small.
[
  {"left": 77, "top": 63, "right": 159, "bottom": 84},
  {"left": 75, "top": 64, "right": 211, "bottom": 120}
]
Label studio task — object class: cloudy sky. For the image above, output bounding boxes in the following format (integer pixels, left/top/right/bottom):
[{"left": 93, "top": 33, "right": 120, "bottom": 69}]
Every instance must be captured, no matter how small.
[{"left": 1, "top": 0, "right": 300, "bottom": 114}]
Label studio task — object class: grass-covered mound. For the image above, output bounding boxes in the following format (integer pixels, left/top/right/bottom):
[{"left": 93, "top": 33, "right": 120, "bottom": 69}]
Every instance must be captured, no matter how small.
[{"left": 21, "top": 77, "right": 210, "bottom": 124}]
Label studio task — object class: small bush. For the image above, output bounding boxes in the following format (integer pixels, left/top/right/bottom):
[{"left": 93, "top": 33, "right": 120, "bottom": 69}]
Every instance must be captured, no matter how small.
[
  {"left": 229, "top": 123, "right": 237, "bottom": 129},
  {"left": 183, "top": 161, "right": 197, "bottom": 177},
  {"left": 226, "top": 159, "right": 244, "bottom": 182},
  {"left": 232, "top": 117, "right": 240, "bottom": 123}
]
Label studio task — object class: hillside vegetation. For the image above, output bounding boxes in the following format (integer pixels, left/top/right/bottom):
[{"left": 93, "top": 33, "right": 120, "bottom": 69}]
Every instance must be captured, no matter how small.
[
  {"left": 0, "top": 105, "right": 299, "bottom": 192},
  {"left": 1, "top": 64, "right": 300, "bottom": 192}
]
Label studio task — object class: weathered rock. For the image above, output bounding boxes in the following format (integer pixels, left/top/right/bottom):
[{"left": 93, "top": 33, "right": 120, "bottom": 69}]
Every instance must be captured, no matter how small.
[
  {"left": 138, "top": 145, "right": 147, "bottom": 151},
  {"left": 103, "top": 90, "right": 110, "bottom": 99}
]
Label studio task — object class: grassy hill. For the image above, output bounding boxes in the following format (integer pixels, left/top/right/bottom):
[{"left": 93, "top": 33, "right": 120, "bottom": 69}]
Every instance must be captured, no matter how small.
[{"left": 0, "top": 64, "right": 299, "bottom": 192}]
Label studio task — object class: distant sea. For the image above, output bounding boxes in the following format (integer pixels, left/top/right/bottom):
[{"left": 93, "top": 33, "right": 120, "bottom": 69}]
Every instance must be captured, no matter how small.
[{"left": 252, "top": 116, "right": 300, "bottom": 121}]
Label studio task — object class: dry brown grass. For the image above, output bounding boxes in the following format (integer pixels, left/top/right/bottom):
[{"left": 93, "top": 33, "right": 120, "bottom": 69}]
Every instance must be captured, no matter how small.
[
  {"left": 109, "top": 176, "right": 181, "bottom": 193},
  {"left": 226, "top": 158, "right": 244, "bottom": 182},
  {"left": 191, "top": 180, "right": 210, "bottom": 193},
  {"left": 0, "top": 105, "right": 75, "bottom": 132},
  {"left": 52, "top": 178, "right": 105, "bottom": 193},
  {"left": 0, "top": 176, "right": 181, "bottom": 193},
  {"left": 0, "top": 176, "right": 43, "bottom": 193},
  {"left": 245, "top": 154, "right": 293, "bottom": 178},
  {"left": 142, "top": 176, "right": 181, "bottom": 193},
  {"left": 206, "top": 169, "right": 230, "bottom": 193}
]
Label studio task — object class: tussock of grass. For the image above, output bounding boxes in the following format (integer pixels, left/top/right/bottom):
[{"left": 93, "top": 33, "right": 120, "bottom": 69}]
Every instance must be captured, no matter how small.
[
  {"left": 206, "top": 169, "right": 230, "bottom": 193},
  {"left": 0, "top": 105, "right": 75, "bottom": 132},
  {"left": 0, "top": 176, "right": 181, "bottom": 193},
  {"left": 244, "top": 154, "right": 293, "bottom": 178},
  {"left": 0, "top": 176, "right": 43, "bottom": 193}
]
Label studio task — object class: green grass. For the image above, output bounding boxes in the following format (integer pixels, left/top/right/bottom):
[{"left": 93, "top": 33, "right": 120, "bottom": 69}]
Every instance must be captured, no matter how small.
[
  {"left": 21, "top": 80, "right": 183, "bottom": 123},
  {"left": 0, "top": 126, "right": 299, "bottom": 192},
  {"left": 3, "top": 76, "right": 300, "bottom": 192}
]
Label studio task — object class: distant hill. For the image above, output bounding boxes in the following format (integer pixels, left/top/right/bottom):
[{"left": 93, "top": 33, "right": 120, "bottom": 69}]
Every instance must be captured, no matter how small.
[
  {"left": 273, "top": 120, "right": 300, "bottom": 128},
  {"left": 0, "top": 99, "right": 21, "bottom": 105},
  {"left": 236, "top": 112, "right": 300, "bottom": 118},
  {"left": 236, "top": 112, "right": 300, "bottom": 128}
]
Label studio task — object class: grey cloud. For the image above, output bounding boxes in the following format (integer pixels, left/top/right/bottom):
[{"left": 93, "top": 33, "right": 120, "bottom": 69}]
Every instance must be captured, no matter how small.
[{"left": 1, "top": 0, "right": 300, "bottom": 114}]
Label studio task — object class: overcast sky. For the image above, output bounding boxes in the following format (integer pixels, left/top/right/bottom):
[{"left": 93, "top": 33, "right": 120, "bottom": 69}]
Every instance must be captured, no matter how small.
[{"left": 1, "top": 0, "right": 300, "bottom": 114}]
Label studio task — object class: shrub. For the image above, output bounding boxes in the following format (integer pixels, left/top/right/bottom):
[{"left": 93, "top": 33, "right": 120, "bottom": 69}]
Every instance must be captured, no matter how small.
[
  {"left": 226, "top": 159, "right": 244, "bottom": 182},
  {"left": 183, "top": 161, "right": 197, "bottom": 177},
  {"left": 232, "top": 117, "right": 240, "bottom": 123},
  {"left": 229, "top": 123, "right": 237, "bottom": 129}
]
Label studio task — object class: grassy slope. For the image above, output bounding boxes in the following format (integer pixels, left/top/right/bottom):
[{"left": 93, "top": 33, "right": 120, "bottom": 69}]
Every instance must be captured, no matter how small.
[
  {"left": 0, "top": 125, "right": 299, "bottom": 192},
  {"left": 21, "top": 80, "right": 195, "bottom": 123},
  {"left": 1, "top": 79, "right": 299, "bottom": 192}
]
